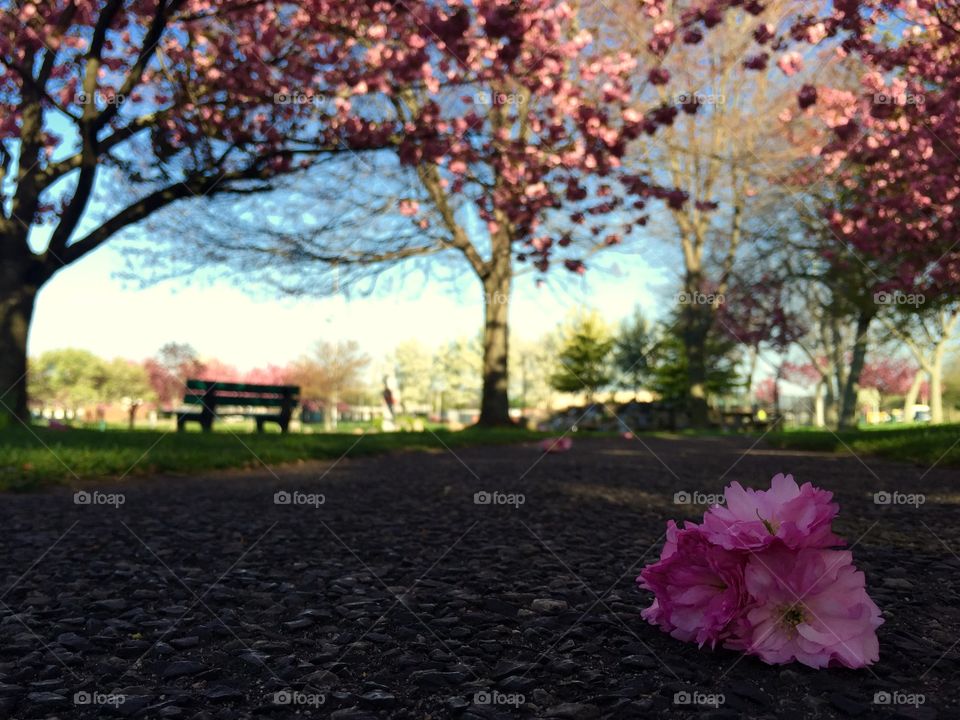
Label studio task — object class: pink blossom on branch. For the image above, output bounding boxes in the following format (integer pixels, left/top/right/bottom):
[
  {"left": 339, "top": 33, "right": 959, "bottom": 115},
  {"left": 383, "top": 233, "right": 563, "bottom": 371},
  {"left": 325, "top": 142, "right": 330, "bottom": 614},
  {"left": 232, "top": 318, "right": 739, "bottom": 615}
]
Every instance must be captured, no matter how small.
[
  {"left": 314, "top": 0, "right": 746, "bottom": 276},
  {"left": 757, "top": 1, "right": 960, "bottom": 298},
  {"left": 776, "top": 51, "right": 804, "bottom": 76},
  {"left": 859, "top": 357, "right": 918, "bottom": 396}
]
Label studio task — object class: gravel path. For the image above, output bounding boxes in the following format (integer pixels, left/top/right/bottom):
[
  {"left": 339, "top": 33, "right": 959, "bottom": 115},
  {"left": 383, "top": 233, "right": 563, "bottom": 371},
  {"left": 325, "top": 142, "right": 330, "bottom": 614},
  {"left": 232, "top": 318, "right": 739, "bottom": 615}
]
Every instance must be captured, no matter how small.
[{"left": 0, "top": 435, "right": 956, "bottom": 719}]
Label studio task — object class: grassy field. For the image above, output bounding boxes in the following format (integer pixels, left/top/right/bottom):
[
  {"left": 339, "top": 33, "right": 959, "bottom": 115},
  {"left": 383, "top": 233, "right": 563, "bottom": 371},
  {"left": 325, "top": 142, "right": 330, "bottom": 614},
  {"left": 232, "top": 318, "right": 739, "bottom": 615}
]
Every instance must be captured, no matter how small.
[
  {"left": 768, "top": 423, "right": 960, "bottom": 468},
  {"left": 0, "top": 425, "right": 552, "bottom": 491},
  {"left": 5, "top": 421, "right": 955, "bottom": 491}
]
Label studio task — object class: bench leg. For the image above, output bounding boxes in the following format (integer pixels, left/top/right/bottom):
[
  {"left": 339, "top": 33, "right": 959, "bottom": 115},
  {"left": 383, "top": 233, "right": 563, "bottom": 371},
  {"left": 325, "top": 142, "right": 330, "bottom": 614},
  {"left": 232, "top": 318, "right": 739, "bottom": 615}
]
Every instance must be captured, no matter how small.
[
  {"left": 256, "top": 418, "right": 265, "bottom": 433},
  {"left": 177, "top": 415, "right": 185, "bottom": 432}
]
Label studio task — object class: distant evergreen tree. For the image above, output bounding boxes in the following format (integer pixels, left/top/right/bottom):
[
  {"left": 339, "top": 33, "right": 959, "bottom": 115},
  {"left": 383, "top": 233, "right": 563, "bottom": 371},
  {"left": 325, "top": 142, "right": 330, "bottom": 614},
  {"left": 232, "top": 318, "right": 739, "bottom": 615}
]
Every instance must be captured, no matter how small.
[
  {"left": 550, "top": 312, "right": 614, "bottom": 402},
  {"left": 614, "top": 307, "right": 658, "bottom": 398},
  {"left": 650, "top": 314, "right": 741, "bottom": 402}
]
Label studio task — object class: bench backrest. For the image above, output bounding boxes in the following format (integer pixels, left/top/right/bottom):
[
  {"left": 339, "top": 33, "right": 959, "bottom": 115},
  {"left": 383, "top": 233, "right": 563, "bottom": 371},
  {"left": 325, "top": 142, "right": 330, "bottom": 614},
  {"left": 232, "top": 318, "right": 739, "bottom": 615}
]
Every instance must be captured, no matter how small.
[{"left": 183, "top": 380, "right": 301, "bottom": 408}]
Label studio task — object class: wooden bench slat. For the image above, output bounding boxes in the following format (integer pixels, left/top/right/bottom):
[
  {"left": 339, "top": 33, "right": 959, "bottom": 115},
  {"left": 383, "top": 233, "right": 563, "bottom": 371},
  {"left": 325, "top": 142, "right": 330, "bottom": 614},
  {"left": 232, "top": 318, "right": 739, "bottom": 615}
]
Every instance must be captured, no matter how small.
[
  {"left": 182, "top": 396, "right": 294, "bottom": 407},
  {"left": 185, "top": 380, "right": 300, "bottom": 393}
]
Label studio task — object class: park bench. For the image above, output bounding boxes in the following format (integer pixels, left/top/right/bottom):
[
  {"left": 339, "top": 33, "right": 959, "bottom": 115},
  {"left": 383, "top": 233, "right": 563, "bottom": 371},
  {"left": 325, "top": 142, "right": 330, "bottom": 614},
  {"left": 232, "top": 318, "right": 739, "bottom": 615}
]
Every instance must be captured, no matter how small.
[{"left": 177, "top": 380, "right": 300, "bottom": 433}]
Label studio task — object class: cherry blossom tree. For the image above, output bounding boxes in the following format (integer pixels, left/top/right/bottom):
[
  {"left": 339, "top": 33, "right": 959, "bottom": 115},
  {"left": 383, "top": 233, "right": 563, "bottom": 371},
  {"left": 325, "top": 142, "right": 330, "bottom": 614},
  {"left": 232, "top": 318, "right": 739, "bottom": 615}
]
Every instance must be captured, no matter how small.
[
  {"left": 584, "top": 0, "right": 830, "bottom": 426},
  {"left": 754, "top": 377, "right": 777, "bottom": 406},
  {"left": 287, "top": 340, "right": 369, "bottom": 430},
  {"left": 790, "top": 2, "right": 960, "bottom": 303},
  {"left": 134, "top": 0, "right": 738, "bottom": 426},
  {"left": 860, "top": 356, "right": 918, "bottom": 409},
  {"left": 144, "top": 342, "right": 203, "bottom": 410},
  {"left": 0, "top": 0, "right": 424, "bottom": 422},
  {"left": 753, "top": 2, "right": 960, "bottom": 425}
]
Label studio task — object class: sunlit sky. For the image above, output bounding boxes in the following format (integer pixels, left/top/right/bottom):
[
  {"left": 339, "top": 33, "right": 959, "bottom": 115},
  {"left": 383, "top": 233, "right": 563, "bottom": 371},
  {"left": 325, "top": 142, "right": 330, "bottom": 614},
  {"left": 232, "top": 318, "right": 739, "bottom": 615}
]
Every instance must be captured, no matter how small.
[
  {"left": 21, "top": 67, "right": 735, "bottom": 380},
  {"left": 25, "top": 110, "right": 686, "bottom": 373},
  {"left": 29, "top": 237, "right": 679, "bottom": 371}
]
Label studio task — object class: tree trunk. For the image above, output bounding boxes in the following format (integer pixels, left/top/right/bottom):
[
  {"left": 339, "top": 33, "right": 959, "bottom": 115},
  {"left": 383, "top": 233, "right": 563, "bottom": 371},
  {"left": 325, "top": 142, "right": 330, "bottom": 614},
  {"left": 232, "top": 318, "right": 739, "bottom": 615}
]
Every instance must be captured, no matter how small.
[
  {"left": 0, "top": 277, "right": 37, "bottom": 424},
  {"left": 824, "top": 372, "right": 837, "bottom": 427},
  {"left": 830, "top": 318, "right": 846, "bottom": 423},
  {"left": 746, "top": 345, "right": 759, "bottom": 402},
  {"left": 773, "top": 368, "right": 781, "bottom": 421},
  {"left": 814, "top": 380, "right": 825, "bottom": 427},
  {"left": 838, "top": 311, "right": 874, "bottom": 430},
  {"left": 324, "top": 391, "right": 339, "bottom": 431},
  {"left": 681, "top": 300, "right": 712, "bottom": 428},
  {"left": 477, "top": 245, "right": 512, "bottom": 427},
  {"left": 930, "top": 350, "right": 944, "bottom": 424},
  {"left": 902, "top": 369, "right": 923, "bottom": 423}
]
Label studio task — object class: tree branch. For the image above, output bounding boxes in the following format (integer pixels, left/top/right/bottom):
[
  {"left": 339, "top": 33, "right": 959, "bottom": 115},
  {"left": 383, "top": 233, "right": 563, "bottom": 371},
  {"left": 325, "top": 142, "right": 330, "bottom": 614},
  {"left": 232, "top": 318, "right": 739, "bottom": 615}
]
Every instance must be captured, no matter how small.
[
  {"left": 54, "top": 162, "right": 279, "bottom": 268},
  {"left": 416, "top": 163, "right": 489, "bottom": 278}
]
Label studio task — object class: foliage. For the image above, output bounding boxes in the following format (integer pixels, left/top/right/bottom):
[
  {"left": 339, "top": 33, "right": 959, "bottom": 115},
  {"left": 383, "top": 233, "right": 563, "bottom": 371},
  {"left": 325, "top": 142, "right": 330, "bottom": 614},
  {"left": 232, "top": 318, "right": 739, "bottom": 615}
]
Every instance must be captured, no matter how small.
[
  {"left": 549, "top": 312, "right": 614, "bottom": 400},
  {"left": 433, "top": 337, "right": 482, "bottom": 410},
  {"left": 109, "top": 0, "right": 753, "bottom": 426},
  {"left": 510, "top": 336, "right": 558, "bottom": 410},
  {"left": 859, "top": 358, "right": 918, "bottom": 397},
  {"left": 101, "top": 359, "right": 155, "bottom": 405},
  {"left": 29, "top": 349, "right": 108, "bottom": 409},
  {"left": 145, "top": 342, "right": 203, "bottom": 408},
  {"left": 649, "top": 319, "right": 741, "bottom": 402},
  {"left": 393, "top": 340, "right": 434, "bottom": 409},
  {"left": 287, "top": 341, "right": 369, "bottom": 405},
  {"left": 28, "top": 349, "right": 154, "bottom": 411},
  {"left": 613, "top": 307, "right": 658, "bottom": 396},
  {"left": 944, "top": 354, "right": 960, "bottom": 411}
]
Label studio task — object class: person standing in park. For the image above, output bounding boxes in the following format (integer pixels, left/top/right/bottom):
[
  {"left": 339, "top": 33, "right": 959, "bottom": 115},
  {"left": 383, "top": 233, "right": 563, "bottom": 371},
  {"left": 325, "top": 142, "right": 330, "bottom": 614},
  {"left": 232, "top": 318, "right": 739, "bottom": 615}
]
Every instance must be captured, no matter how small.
[{"left": 382, "top": 376, "right": 396, "bottom": 419}]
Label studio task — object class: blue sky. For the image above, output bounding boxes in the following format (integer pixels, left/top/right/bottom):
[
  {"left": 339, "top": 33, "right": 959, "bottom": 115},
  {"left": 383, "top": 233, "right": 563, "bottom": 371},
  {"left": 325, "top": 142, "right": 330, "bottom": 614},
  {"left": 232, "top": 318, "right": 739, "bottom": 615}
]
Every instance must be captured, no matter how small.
[{"left": 20, "top": 75, "right": 680, "bottom": 370}]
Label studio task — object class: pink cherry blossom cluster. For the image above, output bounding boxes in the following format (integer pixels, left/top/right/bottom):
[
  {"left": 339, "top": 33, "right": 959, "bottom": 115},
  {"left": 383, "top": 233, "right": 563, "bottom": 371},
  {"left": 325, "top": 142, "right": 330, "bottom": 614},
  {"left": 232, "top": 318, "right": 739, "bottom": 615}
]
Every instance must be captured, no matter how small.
[{"left": 638, "top": 474, "right": 883, "bottom": 669}]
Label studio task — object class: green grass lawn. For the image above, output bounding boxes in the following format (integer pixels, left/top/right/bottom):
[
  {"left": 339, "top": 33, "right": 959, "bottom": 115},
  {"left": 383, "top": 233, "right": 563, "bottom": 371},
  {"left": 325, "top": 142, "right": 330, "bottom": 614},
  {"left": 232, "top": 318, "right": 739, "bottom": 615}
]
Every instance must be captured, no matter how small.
[
  {"left": 0, "top": 425, "right": 552, "bottom": 491},
  {"left": 768, "top": 423, "right": 960, "bottom": 468}
]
